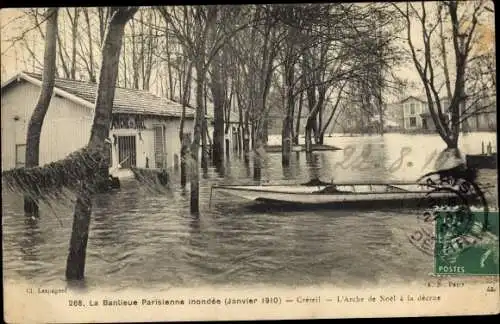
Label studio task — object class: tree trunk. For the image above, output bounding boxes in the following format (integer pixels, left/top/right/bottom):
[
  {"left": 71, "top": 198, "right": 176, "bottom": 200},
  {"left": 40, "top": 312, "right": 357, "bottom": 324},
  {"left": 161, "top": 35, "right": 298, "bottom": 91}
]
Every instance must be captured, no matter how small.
[
  {"left": 179, "top": 62, "right": 192, "bottom": 188},
  {"left": 180, "top": 133, "right": 190, "bottom": 188},
  {"left": 56, "top": 28, "right": 70, "bottom": 78},
  {"left": 165, "top": 22, "right": 174, "bottom": 100},
  {"left": 210, "top": 53, "right": 225, "bottom": 167},
  {"left": 282, "top": 61, "right": 295, "bottom": 166},
  {"left": 24, "top": 8, "right": 58, "bottom": 218},
  {"left": 303, "top": 72, "right": 316, "bottom": 153},
  {"left": 190, "top": 64, "right": 205, "bottom": 214},
  {"left": 318, "top": 107, "right": 323, "bottom": 143},
  {"left": 305, "top": 106, "right": 320, "bottom": 153},
  {"left": 282, "top": 115, "right": 293, "bottom": 166},
  {"left": 225, "top": 135, "right": 230, "bottom": 158},
  {"left": 122, "top": 36, "right": 128, "bottom": 88},
  {"left": 201, "top": 115, "right": 209, "bottom": 171},
  {"left": 378, "top": 111, "right": 384, "bottom": 135},
  {"left": 243, "top": 115, "right": 250, "bottom": 165},
  {"left": 131, "top": 20, "right": 139, "bottom": 89},
  {"left": 294, "top": 91, "right": 303, "bottom": 145},
  {"left": 70, "top": 8, "right": 79, "bottom": 79},
  {"left": 66, "top": 7, "right": 137, "bottom": 281},
  {"left": 304, "top": 120, "right": 313, "bottom": 153},
  {"left": 83, "top": 9, "right": 95, "bottom": 82},
  {"left": 319, "top": 83, "right": 345, "bottom": 141},
  {"left": 237, "top": 103, "right": 244, "bottom": 156},
  {"left": 237, "top": 128, "right": 242, "bottom": 155}
]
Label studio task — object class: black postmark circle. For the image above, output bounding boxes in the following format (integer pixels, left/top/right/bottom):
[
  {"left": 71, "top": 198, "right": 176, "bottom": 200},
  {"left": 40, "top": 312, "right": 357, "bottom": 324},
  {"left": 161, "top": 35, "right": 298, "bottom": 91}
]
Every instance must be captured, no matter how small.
[
  {"left": 408, "top": 172, "right": 489, "bottom": 256},
  {"left": 417, "top": 187, "right": 474, "bottom": 238}
]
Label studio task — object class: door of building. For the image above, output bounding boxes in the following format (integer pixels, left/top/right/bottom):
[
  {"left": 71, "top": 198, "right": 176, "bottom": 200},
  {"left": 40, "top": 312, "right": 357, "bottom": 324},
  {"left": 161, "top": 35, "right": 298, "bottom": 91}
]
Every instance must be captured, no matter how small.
[{"left": 117, "top": 135, "right": 137, "bottom": 168}]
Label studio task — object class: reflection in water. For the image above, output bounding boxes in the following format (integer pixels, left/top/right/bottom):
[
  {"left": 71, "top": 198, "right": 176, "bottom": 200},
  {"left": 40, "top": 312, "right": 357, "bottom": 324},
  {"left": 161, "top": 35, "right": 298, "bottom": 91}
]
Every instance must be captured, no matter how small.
[
  {"left": 306, "top": 153, "right": 321, "bottom": 181},
  {"left": 18, "top": 219, "right": 45, "bottom": 279},
  {"left": 188, "top": 215, "right": 201, "bottom": 235},
  {"left": 216, "top": 161, "right": 226, "bottom": 179},
  {"left": 2, "top": 133, "right": 497, "bottom": 290},
  {"left": 319, "top": 152, "right": 332, "bottom": 182},
  {"left": 282, "top": 160, "right": 294, "bottom": 180}
]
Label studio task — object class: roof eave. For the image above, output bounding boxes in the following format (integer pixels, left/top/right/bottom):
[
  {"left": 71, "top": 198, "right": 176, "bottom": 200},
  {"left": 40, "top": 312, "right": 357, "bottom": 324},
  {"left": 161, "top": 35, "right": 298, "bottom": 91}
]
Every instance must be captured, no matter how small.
[
  {"left": 2, "top": 72, "right": 95, "bottom": 109},
  {"left": 4, "top": 72, "right": 196, "bottom": 118}
]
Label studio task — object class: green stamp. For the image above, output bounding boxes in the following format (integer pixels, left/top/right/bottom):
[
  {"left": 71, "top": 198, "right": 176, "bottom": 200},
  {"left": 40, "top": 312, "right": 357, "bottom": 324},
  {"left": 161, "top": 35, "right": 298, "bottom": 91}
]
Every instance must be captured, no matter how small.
[{"left": 434, "top": 211, "right": 499, "bottom": 275}]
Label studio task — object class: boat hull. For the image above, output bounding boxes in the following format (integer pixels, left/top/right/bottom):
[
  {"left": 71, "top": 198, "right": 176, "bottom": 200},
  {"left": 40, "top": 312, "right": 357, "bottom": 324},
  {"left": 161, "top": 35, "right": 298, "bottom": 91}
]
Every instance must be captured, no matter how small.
[{"left": 213, "top": 184, "right": 477, "bottom": 209}]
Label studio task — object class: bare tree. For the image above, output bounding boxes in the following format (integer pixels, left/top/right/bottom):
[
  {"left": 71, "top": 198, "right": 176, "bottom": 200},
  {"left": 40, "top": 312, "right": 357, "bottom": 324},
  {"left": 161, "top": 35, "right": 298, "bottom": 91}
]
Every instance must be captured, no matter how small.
[
  {"left": 67, "top": 8, "right": 80, "bottom": 78},
  {"left": 160, "top": 6, "right": 215, "bottom": 213},
  {"left": 160, "top": 5, "right": 248, "bottom": 213},
  {"left": 66, "top": 7, "right": 138, "bottom": 280},
  {"left": 394, "top": 1, "right": 494, "bottom": 148},
  {"left": 24, "top": 8, "right": 59, "bottom": 218},
  {"left": 81, "top": 8, "right": 96, "bottom": 82}
]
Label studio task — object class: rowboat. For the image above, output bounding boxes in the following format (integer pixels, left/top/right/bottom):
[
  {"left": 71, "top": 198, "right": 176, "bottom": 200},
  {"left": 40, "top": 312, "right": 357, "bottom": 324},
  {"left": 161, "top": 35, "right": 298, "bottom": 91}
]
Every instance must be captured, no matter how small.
[{"left": 210, "top": 181, "right": 476, "bottom": 209}]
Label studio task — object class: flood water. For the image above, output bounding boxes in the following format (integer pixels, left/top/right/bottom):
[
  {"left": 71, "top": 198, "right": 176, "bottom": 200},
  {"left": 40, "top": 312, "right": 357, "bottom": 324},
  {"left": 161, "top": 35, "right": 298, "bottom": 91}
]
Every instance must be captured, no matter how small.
[{"left": 2, "top": 132, "right": 498, "bottom": 291}]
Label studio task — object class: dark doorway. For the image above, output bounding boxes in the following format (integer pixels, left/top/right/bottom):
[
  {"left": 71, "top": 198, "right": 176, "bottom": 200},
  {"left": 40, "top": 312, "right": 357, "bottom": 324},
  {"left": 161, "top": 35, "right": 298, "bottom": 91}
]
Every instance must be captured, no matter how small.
[
  {"left": 422, "top": 118, "right": 428, "bottom": 130},
  {"left": 117, "top": 136, "right": 137, "bottom": 168}
]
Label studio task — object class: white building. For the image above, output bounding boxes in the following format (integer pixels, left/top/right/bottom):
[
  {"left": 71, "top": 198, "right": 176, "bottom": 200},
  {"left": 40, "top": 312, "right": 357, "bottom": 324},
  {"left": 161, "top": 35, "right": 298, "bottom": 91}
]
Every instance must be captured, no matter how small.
[
  {"left": 400, "top": 96, "right": 430, "bottom": 130},
  {"left": 1, "top": 72, "right": 195, "bottom": 171}
]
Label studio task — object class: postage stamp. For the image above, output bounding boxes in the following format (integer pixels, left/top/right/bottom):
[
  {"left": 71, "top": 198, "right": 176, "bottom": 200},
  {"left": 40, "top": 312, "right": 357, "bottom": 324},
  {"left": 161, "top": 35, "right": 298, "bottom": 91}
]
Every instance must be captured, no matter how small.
[{"left": 434, "top": 211, "right": 499, "bottom": 276}]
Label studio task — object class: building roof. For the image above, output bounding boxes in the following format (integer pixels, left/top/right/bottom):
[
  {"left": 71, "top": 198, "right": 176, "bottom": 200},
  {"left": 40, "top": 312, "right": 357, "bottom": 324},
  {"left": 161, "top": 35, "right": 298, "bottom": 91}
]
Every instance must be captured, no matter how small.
[
  {"left": 400, "top": 95, "right": 427, "bottom": 104},
  {"left": 1, "top": 72, "right": 196, "bottom": 118},
  {"left": 399, "top": 95, "right": 452, "bottom": 105}
]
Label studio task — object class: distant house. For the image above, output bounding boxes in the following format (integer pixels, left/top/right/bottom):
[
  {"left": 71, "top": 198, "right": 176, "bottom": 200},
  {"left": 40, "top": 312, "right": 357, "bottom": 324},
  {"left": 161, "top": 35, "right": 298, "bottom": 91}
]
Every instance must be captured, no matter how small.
[
  {"left": 399, "top": 95, "right": 495, "bottom": 132},
  {"left": 1, "top": 72, "right": 195, "bottom": 171},
  {"left": 399, "top": 96, "right": 429, "bottom": 130}
]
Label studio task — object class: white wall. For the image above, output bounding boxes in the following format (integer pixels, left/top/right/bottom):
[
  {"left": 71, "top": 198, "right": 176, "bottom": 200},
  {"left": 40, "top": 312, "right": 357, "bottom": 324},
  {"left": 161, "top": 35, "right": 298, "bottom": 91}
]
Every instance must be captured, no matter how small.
[
  {"left": 1, "top": 81, "right": 92, "bottom": 170},
  {"left": 110, "top": 116, "right": 194, "bottom": 169},
  {"left": 1, "top": 80, "right": 196, "bottom": 171}
]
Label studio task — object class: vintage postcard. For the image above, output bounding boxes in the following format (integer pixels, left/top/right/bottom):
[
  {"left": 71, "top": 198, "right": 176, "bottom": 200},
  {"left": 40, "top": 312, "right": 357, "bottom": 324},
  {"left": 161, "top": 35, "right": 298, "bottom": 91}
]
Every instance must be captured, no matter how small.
[{"left": 1, "top": 3, "right": 498, "bottom": 323}]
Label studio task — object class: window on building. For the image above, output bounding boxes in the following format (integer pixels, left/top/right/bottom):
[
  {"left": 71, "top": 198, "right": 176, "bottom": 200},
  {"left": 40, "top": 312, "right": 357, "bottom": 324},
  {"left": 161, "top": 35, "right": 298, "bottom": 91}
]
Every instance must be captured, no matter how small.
[
  {"left": 16, "top": 144, "right": 26, "bottom": 168},
  {"left": 409, "top": 117, "right": 417, "bottom": 127},
  {"left": 410, "top": 103, "right": 416, "bottom": 115},
  {"left": 153, "top": 125, "right": 166, "bottom": 168}
]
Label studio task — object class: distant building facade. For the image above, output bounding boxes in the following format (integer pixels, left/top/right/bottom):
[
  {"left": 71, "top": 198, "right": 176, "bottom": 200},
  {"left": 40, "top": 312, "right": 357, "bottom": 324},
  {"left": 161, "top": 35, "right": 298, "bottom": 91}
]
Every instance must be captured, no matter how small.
[
  {"left": 398, "top": 95, "right": 495, "bottom": 132},
  {"left": 400, "top": 96, "right": 431, "bottom": 130}
]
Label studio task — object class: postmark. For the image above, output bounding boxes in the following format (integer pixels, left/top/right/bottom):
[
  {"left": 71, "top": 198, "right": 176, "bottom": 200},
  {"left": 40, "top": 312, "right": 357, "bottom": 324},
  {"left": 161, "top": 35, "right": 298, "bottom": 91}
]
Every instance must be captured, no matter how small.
[
  {"left": 408, "top": 187, "right": 474, "bottom": 257},
  {"left": 408, "top": 166, "right": 491, "bottom": 259},
  {"left": 406, "top": 162, "right": 499, "bottom": 276}
]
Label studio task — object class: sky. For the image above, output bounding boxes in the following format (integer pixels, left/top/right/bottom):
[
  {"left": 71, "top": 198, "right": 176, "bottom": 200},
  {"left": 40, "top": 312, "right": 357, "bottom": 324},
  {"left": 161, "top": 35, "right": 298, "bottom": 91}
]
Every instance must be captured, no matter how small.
[
  {"left": 0, "top": 3, "right": 495, "bottom": 104},
  {"left": 1, "top": 8, "right": 37, "bottom": 83}
]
